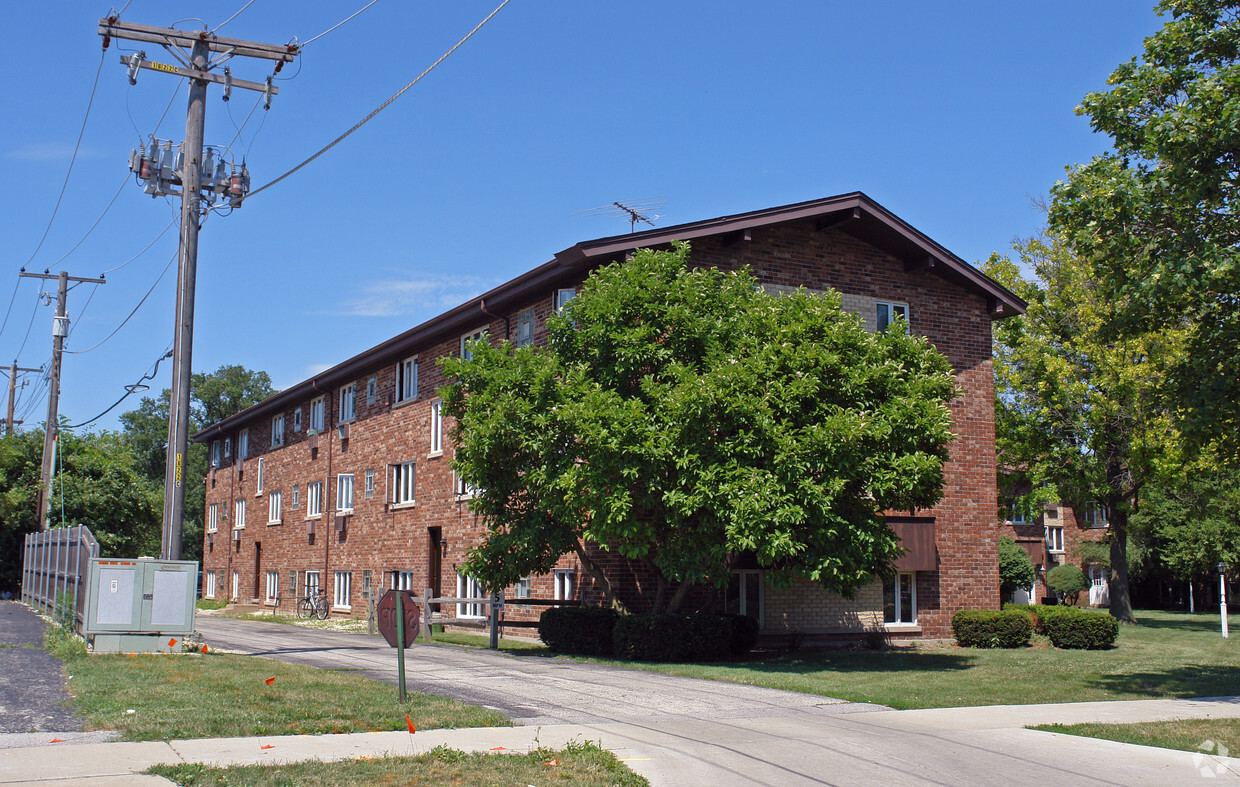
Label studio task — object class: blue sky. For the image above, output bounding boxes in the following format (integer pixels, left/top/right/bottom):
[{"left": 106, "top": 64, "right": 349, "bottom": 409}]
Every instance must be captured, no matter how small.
[{"left": 0, "top": 1, "right": 1163, "bottom": 433}]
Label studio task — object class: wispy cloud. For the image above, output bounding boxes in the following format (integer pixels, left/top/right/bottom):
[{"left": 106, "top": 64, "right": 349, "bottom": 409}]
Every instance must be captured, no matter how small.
[
  {"left": 5, "top": 142, "right": 109, "bottom": 162},
  {"left": 304, "top": 363, "right": 333, "bottom": 376},
  {"left": 334, "top": 273, "right": 496, "bottom": 318}
]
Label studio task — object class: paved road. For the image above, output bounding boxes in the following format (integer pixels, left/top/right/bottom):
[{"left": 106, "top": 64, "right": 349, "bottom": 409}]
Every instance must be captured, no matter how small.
[
  {"left": 0, "top": 601, "right": 81, "bottom": 735},
  {"left": 192, "top": 615, "right": 1240, "bottom": 785}
]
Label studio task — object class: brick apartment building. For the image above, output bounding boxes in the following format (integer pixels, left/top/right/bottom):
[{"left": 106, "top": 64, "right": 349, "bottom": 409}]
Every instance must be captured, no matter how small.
[
  {"left": 1001, "top": 501, "right": 1111, "bottom": 607},
  {"left": 194, "top": 192, "right": 1025, "bottom": 641}
]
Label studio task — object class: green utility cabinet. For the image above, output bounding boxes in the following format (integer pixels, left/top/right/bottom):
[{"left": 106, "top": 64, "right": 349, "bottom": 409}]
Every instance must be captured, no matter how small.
[{"left": 83, "top": 558, "right": 198, "bottom": 653}]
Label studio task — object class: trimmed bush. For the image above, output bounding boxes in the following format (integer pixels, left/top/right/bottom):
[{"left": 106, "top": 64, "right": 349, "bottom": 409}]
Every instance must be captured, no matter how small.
[
  {"left": 1042, "top": 607, "right": 1119, "bottom": 650},
  {"left": 1046, "top": 564, "right": 1090, "bottom": 605},
  {"left": 613, "top": 613, "right": 732, "bottom": 662},
  {"left": 709, "top": 613, "right": 761, "bottom": 657},
  {"left": 538, "top": 606, "right": 620, "bottom": 656},
  {"left": 951, "top": 609, "right": 1032, "bottom": 648},
  {"left": 998, "top": 535, "right": 1036, "bottom": 597}
]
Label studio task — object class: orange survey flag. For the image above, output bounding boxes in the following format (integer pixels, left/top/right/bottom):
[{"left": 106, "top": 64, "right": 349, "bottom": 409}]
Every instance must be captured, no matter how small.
[
  {"left": 406, "top": 715, "right": 416, "bottom": 734},
  {"left": 265, "top": 676, "right": 276, "bottom": 686}
]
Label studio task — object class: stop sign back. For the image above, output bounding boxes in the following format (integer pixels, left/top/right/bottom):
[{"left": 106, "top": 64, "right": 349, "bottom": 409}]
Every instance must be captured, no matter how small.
[{"left": 377, "top": 589, "right": 420, "bottom": 648}]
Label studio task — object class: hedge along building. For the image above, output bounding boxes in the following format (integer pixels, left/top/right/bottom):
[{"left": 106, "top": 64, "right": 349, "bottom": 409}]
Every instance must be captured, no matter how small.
[{"left": 193, "top": 192, "right": 1025, "bottom": 641}]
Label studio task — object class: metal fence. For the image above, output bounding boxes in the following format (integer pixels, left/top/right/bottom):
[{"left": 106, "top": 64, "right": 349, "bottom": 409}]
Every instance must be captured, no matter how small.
[{"left": 21, "top": 525, "right": 99, "bottom": 632}]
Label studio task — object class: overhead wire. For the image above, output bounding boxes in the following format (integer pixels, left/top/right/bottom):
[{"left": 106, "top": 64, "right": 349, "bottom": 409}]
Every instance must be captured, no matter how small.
[
  {"left": 100, "top": 212, "right": 178, "bottom": 275},
  {"left": 0, "top": 278, "right": 24, "bottom": 345},
  {"left": 45, "top": 175, "right": 130, "bottom": 268},
  {"left": 22, "top": 50, "right": 107, "bottom": 269},
  {"left": 301, "top": 0, "right": 380, "bottom": 48},
  {"left": 65, "top": 248, "right": 177, "bottom": 355},
  {"left": 15, "top": 285, "right": 47, "bottom": 360},
  {"left": 64, "top": 344, "right": 173, "bottom": 429},
  {"left": 212, "top": 0, "right": 256, "bottom": 34},
  {"left": 247, "top": 0, "right": 511, "bottom": 201}
]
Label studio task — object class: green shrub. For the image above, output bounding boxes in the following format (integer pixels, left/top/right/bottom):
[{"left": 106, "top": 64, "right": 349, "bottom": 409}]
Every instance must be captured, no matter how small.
[
  {"left": 998, "top": 536, "right": 1036, "bottom": 597},
  {"left": 1042, "top": 607, "right": 1119, "bottom": 650},
  {"left": 709, "top": 613, "right": 760, "bottom": 657},
  {"left": 613, "top": 613, "right": 732, "bottom": 662},
  {"left": 538, "top": 606, "right": 620, "bottom": 656},
  {"left": 1046, "top": 564, "right": 1090, "bottom": 605},
  {"left": 951, "top": 609, "right": 1032, "bottom": 648}
]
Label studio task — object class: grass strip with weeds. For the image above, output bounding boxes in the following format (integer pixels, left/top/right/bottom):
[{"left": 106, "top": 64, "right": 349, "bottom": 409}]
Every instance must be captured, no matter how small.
[
  {"left": 1030, "top": 718, "right": 1240, "bottom": 756},
  {"left": 147, "top": 740, "right": 648, "bottom": 786},
  {"left": 62, "top": 650, "right": 509, "bottom": 740}
]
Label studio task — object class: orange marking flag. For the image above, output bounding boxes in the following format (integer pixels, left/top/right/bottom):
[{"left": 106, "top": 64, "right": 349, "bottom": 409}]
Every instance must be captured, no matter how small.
[
  {"left": 49, "top": 739, "right": 65, "bottom": 744},
  {"left": 265, "top": 677, "right": 276, "bottom": 686},
  {"left": 167, "top": 638, "right": 177, "bottom": 648},
  {"left": 261, "top": 745, "right": 274, "bottom": 750},
  {"left": 200, "top": 645, "right": 209, "bottom": 653},
  {"left": 545, "top": 758, "right": 558, "bottom": 766},
  {"left": 405, "top": 715, "right": 416, "bottom": 734},
  {"left": 489, "top": 746, "right": 506, "bottom": 751}
]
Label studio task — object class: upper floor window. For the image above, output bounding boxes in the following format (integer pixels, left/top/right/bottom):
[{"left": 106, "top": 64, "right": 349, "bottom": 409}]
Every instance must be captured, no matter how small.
[
  {"left": 430, "top": 399, "right": 444, "bottom": 454},
  {"left": 1046, "top": 525, "right": 1065, "bottom": 553},
  {"left": 234, "top": 498, "right": 246, "bottom": 529},
  {"left": 391, "top": 461, "right": 416, "bottom": 505},
  {"left": 256, "top": 457, "right": 264, "bottom": 494},
  {"left": 309, "top": 396, "right": 325, "bottom": 432},
  {"left": 268, "top": 490, "right": 282, "bottom": 524},
  {"left": 460, "top": 328, "right": 487, "bottom": 361},
  {"left": 1083, "top": 502, "right": 1108, "bottom": 528},
  {"left": 337, "top": 473, "right": 355, "bottom": 513},
  {"left": 271, "top": 413, "right": 285, "bottom": 447},
  {"left": 211, "top": 441, "right": 221, "bottom": 467},
  {"left": 366, "top": 376, "right": 377, "bottom": 405},
  {"left": 397, "top": 357, "right": 418, "bottom": 403},
  {"left": 555, "top": 288, "right": 576, "bottom": 313},
  {"left": 223, "top": 437, "right": 231, "bottom": 459},
  {"left": 516, "top": 308, "right": 535, "bottom": 347},
  {"left": 207, "top": 504, "right": 219, "bottom": 533},
  {"left": 1008, "top": 503, "right": 1027, "bottom": 524},
  {"left": 306, "top": 481, "right": 323, "bottom": 517},
  {"left": 293, "top": 407, "right": 302, "bottom": 432},
  {"left": 876, "top": 301, "right": 909, "bottom": 332},
  {"left": 339, "top": 383, "right": 357, "bottom": 423},
  {"left": 239, "top": 428, "right": 249, "bottom": 458}
]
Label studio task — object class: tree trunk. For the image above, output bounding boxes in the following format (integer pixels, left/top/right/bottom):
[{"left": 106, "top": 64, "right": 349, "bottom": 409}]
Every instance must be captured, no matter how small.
[
  {"left": 572, "top": 538, "right": 628, "bottom": 614},
  {"left": 646, "top": 556, "right": 669, "bottom": 614},
  {"left": 1107, "top": 506, "right": 1137, "bottom": 624},
  {"left": 664, "top": 575, "right": 694, "bottom": 614}
]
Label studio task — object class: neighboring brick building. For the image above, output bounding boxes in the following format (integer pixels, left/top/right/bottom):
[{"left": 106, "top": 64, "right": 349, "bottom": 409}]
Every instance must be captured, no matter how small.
[
  {"left": 1001, "top": 502, "right": 1111, "bottom": 607},
  {"left": 193, "top": 192, "right": 1024, "bottom": 641}
]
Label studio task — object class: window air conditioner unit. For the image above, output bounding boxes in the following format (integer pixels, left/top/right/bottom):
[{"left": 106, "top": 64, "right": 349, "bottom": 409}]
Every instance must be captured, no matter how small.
[
  {"left": 231, "top": 529, "right": 241, "bottom": 542},
  {"left": 337, "top": 423, "right": 350, "bottom": 440},
  {"left": 305, "top": 520, "right": 315, "bottom": 536},
  {"left": 335, "top": 514, "right": 348, "bottom": 532},
  {"left": 308, "top": 432, "right": 320, "bottom": 450}
]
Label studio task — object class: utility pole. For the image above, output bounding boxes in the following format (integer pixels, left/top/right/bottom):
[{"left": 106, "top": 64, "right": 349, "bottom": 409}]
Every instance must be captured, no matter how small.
[
  {"left": 2, "top": 361, "right": 43, "bottom": 436},
  {"left": 20, "top": 271, "right": 105, "bottom": 530},
  {"left": 99, "top": 17, "right": 296, "bottom": 560}
]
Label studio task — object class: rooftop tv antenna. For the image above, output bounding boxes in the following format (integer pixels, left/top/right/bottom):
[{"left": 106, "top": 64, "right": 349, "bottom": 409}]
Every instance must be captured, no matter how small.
[{"left": 576, "top": 198, "right": 666, "bottom": 232}]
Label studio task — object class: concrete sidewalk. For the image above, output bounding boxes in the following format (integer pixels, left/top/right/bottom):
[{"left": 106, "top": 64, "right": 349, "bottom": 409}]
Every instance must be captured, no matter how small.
[{"left": 2, "top": 698, "right": 1239, "bottom": 785}]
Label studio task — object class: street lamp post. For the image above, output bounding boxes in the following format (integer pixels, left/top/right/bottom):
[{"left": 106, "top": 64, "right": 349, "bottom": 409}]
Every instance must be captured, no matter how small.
[{"left": 1220, "top": 562, "right": 1229, "bottom": 640}]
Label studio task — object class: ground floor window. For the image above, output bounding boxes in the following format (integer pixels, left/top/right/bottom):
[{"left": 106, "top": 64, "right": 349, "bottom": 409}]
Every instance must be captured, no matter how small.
[
  {"left": 231, "top": 571, "right": 239, "bottom": 601},
  {"left": 515, "top": 576, "right": 531, "bottom": 598},
  {"left": 266, "top": 570, "right": 279, "bottom": 602},
  {"left": 392, "top": 570, "right": 415, "bottom": 591},
  {"left": 334, "top": 571, "right": 351, "bottom": 609},
  {"left": 553, "top": 569, "right": 574, "bottom": 601},
  {"left": 456, "top": 573, "right": 485, "bottom": 618},
  {"left": 305, "top": 571, "right": 320, "bottom": 598},
  {"left": 726, "top": 570, "right": 764, "bottom": 628},
  {"left": 205, "top": 571, "right": 217, "bottom": 599},
  {"left": 884, "top": 572, "right": 917, "bottom": 625}
]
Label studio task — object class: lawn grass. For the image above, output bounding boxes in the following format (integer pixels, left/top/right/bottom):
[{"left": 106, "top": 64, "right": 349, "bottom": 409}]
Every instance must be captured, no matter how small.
[
  {"left": 422, "top": 630, "right": 550, "bottom": 654},
  {"left": 1031, "top": 718, "right": 1240, "bottom": 757},
  {"left": 147, "top": 741, "right": 648, "bottom": 787},
  {"left": 61, "top": 650, "right": 509, "bottom": 740},
  {"left": 597, "top": 610, "right": 1240, "bottom": 710}
]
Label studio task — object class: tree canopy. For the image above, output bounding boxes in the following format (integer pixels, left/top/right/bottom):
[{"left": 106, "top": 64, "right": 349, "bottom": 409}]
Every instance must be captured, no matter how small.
[
  {"left": 1048, "top": 0, "right": 1240, "bottom": 457},
  {"left": 442, "top": 243, "right": 957, "bottom": 613}
]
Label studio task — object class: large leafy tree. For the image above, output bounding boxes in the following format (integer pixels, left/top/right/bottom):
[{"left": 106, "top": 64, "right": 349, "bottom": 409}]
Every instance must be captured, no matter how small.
[
  {"left": 1048, "top": 0, "right": 1240, "bottom": 457},
  {"left": 120, "top": 364, "right": 276, "bottom": 563},
  {"left": 986, "top": 234, "right": 1182, "bottom": 623},
  {"left": 442, "top": 243, "right": 957, "bottom": 613},
  {"left": 1131, "top": 457, "right": 1240, "bottom": 583}
]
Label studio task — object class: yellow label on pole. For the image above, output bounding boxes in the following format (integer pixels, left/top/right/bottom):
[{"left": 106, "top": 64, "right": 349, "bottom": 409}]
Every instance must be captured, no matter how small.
[
  {"left": 175, "top": 452, "right": 183, "bottom": 486},
  {"left": 150, "top": 60, "right": 180, "bottom": 74}
]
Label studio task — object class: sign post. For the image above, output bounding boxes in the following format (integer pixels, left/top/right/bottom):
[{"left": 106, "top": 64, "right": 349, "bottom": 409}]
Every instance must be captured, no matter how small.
[
  {"left": 377, "top": 589, "right": 420, "bottom": 703},
  {"left": 396, "top": 592, "right": 406, "bottom": 702}
]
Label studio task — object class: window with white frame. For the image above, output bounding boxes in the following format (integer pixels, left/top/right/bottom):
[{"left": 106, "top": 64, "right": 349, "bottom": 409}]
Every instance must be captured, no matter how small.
[
  {"left": 454, "top": 469, "right": 478, "bottom": 499},
  {"left": 337, "top": 474, "right": 354, "bottom": 513},
  {"left": 555, "top": 288, "right": 576, "bottom": 313},
  {"left": 391, "top": 461, "right": 415, "bottom": 505},
  {"left": 1083, "top": 502, "right": 1108, "bottom": 528},
  {"left": 207, "top": 503, "right": 219, "bottom": 533},
  {"left": 397, "top": 357, "right": 418, "bottom": 403},
  {"left": 726, "top": 570, "right": 764, "bottom": 628},
  {"left": 392, "top": 570, "right": 414, "bottom": 591},
  {"left": 553, "top": 569, "right": 574, "bottom": 601},
  {"left": 271, "top": 413, "right": 285, "bottom": 447},
  {"left": 334, "top": 571, "right": 351, "bottom": 609},
  {"left": 364, "top": 468, "right": 375, "bottom": 498},
  {"left": 309, "top": 396, "right": 325, "bottom": 432},
  {"left": 516, "top": 308, "right": 535, "bottom": 347},
  {"left": 231, "top": 571, "right": 239, "bottom": 601},
  {"left": 1046, "top": 525, "right": 1065, "bottom": 553},
  {"left": 875, "top": 301, "right": 909, "bottom": 332},
  {"left": 366, "top": 376, "right": 377, "bottom": 405},
  {"left": 456, "top": 573, "right": 485, "bottom": 618},
  {"left": 305, "top": 571, "right": 320, "bottom": 597},
  {"left": 460, "top": 328, "right": 487, "bottom": 361},
  {"left": 256, "top": 457, "right": 264, "bottom": 494},
  {"left": 883, "top": 572, "right": 917, "bottom": 625},
  {"left": 205, "top": 571, "right": 217, "bottom": 599},
  {"left": 234, "top": 498, "right": 246, "bottom": 529},
  {"left": 293, "top": 407, "right": 302, "bottom": 432},
  {"left": 515, "top": 576, "right": 531, "bottom": 598},
  {"left": 339, "top": 383, "right": 356, "bottom": 422},
  {"left": 1008, "top": 502, "right": 1027, "bottom": 524},
  {"left": 429, "top": 400, "right": 443, "bottom": 454},
  {"left": 211, "top": 441, "right": 221, "bottom": 467},
  {"left": 306, "top": 481, "right": 323, "bottom": 517},
  {"left": 224, "top": 437, "right": 232, "bottom": 459},
  {"left": 291, "top": 484, "right": 300, "bottom": 509},
  {"left": 268, "top": 490, "right": 282, "bottom": 524},
  {"left": 240, "top": 428, "right": 249, "bottom": 458},
  {"left": 266, "top": 570, "right": 279, "bottom": 602}
]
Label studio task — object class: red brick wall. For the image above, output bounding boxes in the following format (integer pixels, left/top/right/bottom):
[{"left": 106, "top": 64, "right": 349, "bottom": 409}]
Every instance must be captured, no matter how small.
[{"left": 202, "top": 219, "right": 1001, "bottom": 639}]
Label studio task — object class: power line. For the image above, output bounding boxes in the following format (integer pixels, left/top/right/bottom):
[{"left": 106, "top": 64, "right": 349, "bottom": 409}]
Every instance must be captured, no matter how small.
[
  {"left": 45, "top": 175, "right": 130, "bottom": 268},
  {"left": 212, "top": 0, "right": 257, "bottom": 34},
  {"left": 0, "top": 278, "right": 24, "bottom": 345},
  {"left": 22, "top": 50, "right": 107, "bottom": 268},
  {"left": 64, "top": 345, "right": 173, "bottom": 429},
  {"left": 248, "top": 0, "right": 511, "bottom": 201},
  {"left": 100, "top": 212, "right": 178, "bottom": 275},
  {"left": 301, "top": 0, "right": 381, "bottom": 48},
  {"left": 66, "top": 249, "right": 176, "bottom": 355},
  {"left": 15, "top": 285, "right": 47, "bottom": 360}
]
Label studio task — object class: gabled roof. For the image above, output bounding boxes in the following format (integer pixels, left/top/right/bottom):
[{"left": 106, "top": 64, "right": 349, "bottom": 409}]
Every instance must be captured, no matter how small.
[{"left": 192, "top": 191, "right": 1025, "bottom": 441}]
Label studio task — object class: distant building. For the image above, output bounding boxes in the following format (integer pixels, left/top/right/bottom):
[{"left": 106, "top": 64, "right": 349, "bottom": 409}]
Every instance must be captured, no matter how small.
[{"left": 194, "top": 192, "right": 1025, "bottom": 641}]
